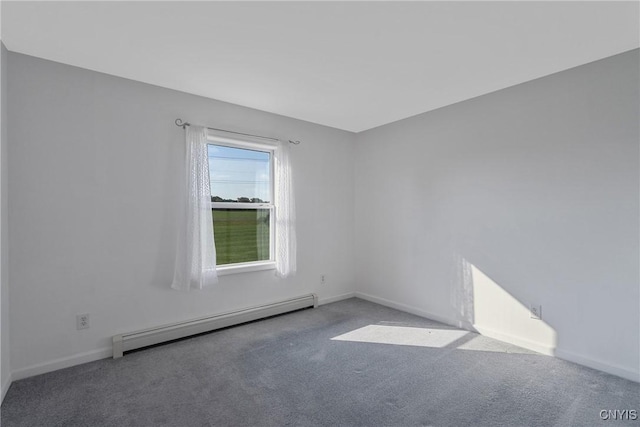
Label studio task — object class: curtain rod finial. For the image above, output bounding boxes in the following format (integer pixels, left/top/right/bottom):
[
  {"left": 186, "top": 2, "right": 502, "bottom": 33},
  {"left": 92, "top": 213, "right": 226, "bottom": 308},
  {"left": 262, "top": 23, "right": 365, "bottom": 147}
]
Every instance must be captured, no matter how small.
[{"left": 175, "top": 118, "right": 189, "bottom": 128}]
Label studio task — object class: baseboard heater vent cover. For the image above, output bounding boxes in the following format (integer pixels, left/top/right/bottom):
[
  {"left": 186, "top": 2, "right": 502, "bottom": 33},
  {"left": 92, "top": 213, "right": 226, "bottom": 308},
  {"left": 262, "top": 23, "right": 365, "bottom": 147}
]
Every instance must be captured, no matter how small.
[{"left": 112, "top": 293, "right": 318, "bottom": 358}]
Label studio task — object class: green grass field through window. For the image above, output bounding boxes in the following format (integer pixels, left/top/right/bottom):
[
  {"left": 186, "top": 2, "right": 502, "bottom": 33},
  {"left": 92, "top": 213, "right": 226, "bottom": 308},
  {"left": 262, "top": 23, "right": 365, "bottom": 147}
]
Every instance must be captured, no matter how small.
[{"left": 212, "top": 209, "right": 270, "bottom": 265}]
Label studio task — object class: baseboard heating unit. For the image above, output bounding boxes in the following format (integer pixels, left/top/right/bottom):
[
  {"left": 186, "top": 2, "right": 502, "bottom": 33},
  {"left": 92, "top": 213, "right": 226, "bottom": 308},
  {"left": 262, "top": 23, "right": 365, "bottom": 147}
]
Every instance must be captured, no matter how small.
[{"left": 112, "top": 293, "right": 318, "bottom": 358}]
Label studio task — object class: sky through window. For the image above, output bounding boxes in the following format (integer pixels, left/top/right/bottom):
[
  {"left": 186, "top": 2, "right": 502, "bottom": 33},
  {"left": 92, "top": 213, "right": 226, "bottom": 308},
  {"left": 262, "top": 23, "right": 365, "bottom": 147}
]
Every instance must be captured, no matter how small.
[{"left": 208, "top": 144, "right": 271, "bottom": 202}]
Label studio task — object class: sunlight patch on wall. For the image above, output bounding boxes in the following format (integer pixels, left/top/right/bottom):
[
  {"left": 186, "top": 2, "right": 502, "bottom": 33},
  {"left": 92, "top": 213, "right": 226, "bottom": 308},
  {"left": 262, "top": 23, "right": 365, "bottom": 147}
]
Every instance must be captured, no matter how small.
[
  {"left": 331, "top": 325, "right": 469, "bottom": 348},
  {"left": 469, "top": 262, "right": 557, "bottom": 352}
]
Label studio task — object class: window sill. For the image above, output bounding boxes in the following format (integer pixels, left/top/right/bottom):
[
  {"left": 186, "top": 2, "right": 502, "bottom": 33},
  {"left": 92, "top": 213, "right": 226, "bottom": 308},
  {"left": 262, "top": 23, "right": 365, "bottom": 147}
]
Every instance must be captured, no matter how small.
[{"left": 217, "top": 261, "right": 276, "bottom": 276}]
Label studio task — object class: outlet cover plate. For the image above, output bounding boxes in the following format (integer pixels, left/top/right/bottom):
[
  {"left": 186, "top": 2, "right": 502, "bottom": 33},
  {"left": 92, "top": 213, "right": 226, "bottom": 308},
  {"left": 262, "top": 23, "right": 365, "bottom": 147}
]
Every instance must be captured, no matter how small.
[{"left": 76, "top": 313, "right": 90, "bottom": 330}]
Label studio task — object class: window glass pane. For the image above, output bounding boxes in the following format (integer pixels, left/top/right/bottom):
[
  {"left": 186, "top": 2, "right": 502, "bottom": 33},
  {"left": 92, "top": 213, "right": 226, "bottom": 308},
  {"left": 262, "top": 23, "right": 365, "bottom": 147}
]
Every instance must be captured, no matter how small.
[
  {"left": 212, "top": 208, "right": 270, "bottom": 265},
  {"left": 208, "top": 144, "right": 271, "bottom": 203}
]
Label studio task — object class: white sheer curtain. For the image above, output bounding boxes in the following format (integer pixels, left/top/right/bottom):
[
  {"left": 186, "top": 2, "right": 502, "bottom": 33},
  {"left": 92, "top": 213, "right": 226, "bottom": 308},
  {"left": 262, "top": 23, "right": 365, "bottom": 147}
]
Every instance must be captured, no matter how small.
[
  {"left": 171, "top": 125, "right": 218, "bottom": 291},
  {"left": 274, "top": 140, "right": 297, "bottom": 278}
]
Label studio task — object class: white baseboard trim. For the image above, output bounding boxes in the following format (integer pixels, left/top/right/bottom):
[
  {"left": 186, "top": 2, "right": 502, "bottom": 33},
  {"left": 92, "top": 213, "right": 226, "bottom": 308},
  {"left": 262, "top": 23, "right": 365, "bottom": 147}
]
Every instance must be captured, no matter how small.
[
  {"left": 1, "top": 372, "right": 12, "bottom": 404},
  {"left": 318, "top": 292, "right": 355, "bottom": 306},
  {"left": 354, "top": 291, "right": 465, "bottom": 328},
  {"left": 354, "top": 291, "right": 639, "bottom": 383},
  {"left": 11, "top": 347, "right": 112, "bottom": 382},
  {"left": 472, "top": 325, "right": 555, "bottom": 356},
  {"left": 9, "top": 292, "right": 638, "bottom": 386},
  {"left": 554, "top": 348, "right": 640, "bottom": 383}
]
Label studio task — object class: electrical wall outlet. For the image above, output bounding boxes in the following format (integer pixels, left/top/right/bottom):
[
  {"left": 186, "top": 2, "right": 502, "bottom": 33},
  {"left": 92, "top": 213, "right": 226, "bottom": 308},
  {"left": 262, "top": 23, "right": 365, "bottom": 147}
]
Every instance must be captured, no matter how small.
[
  {"left": 321, "top": 274, "right": 326, "bottom": 284},
  {"left": 76, "top": 313, "right": 90, "bottom": 330},
  {"left": 530, "top": 305, "right": 542, "bottom": 320}
]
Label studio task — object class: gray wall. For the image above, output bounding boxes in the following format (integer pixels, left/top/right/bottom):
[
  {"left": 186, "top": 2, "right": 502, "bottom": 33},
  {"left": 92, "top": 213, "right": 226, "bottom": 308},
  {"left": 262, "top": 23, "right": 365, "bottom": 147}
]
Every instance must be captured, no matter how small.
[
  {"left": 7, "top": 52, "right": 355, "bottom": 377},
  {"left": 1, "top": 42, "right": 9, "bottom": 401},
  {"left": 354, "top": 49, "right": 640, "bottom": 381}
]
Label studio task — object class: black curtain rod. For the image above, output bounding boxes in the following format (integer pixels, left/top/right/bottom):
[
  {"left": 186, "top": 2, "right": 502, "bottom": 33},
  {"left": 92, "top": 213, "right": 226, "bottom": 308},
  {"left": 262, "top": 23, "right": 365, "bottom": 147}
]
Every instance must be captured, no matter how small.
[{"left": 175, "top": 118, "right": 301, "bottom": 145}]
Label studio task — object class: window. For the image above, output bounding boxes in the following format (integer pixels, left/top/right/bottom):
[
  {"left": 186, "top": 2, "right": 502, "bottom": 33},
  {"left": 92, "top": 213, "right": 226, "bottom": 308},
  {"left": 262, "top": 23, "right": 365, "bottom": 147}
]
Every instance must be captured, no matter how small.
[{"left": 208, "top": 137, "right": 275, "bottom": 274}]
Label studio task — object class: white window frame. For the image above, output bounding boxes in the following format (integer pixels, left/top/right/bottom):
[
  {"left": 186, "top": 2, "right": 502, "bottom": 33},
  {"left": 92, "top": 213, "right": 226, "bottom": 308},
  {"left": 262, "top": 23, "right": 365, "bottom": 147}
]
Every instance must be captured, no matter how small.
[{"left": 207, "top": 134, "right": 276, "bottom": 275}]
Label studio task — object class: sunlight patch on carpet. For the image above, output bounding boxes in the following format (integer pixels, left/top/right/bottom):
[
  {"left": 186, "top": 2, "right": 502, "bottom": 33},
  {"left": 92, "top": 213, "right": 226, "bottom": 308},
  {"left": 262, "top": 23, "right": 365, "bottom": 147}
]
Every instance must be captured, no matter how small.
[
  {"left": 456, "top": 335, "right": 536, "bottom": 354},
  {"left": 331, "top": 325, "right": 468, "bottom": 348}
]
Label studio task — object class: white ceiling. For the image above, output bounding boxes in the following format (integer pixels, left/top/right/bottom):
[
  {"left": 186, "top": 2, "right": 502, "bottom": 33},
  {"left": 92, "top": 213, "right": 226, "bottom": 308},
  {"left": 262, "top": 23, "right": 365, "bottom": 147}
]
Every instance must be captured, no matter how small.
[{"left": 2, "top": 1, "right": 639, "bottom": 133}]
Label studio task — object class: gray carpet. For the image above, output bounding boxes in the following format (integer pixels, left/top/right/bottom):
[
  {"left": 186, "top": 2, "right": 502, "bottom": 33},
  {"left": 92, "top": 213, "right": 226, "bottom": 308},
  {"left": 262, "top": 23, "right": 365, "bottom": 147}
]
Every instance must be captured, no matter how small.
[{"left": 1, "top": 298, "right": 638, "bottom": 426}]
